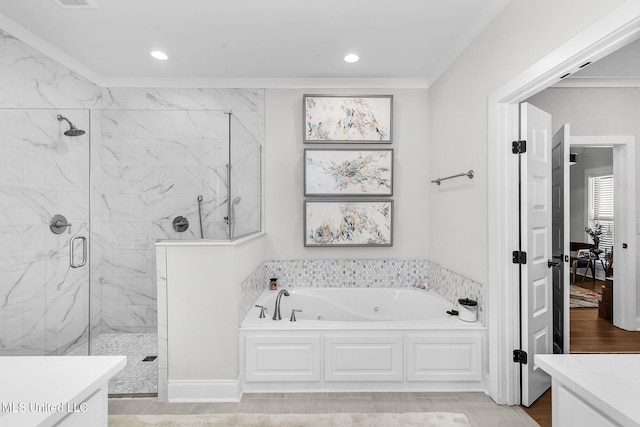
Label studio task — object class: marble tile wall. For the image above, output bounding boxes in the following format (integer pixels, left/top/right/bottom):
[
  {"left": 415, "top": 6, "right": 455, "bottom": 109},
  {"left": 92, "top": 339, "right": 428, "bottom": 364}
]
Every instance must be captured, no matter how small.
[
  {"left": 239, "top": 259, "right": 484, "bottom": 324},
  {"left": 229, "top": 114, "right": 262, "bottom": 238},
  {"left": 95, "top": 88, "right": 264, "bottom": 333},
  {"left": 0, "top": 27, "right": 265, "bottom": 344},
  {"left": 0, "top": 29, "right": 100, "bottom": 355},
  {"left": 0, "top": 29, "right": 101, "bottom": 110}
]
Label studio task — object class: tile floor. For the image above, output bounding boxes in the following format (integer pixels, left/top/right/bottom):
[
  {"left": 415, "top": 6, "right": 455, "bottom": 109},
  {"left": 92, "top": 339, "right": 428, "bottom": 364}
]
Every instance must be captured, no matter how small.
[
  {"left": 91, "top": 333, "right": 157, "bottom": 394},
  {"left": 109, "top": 392, "right": 540, "bottom": 427}
]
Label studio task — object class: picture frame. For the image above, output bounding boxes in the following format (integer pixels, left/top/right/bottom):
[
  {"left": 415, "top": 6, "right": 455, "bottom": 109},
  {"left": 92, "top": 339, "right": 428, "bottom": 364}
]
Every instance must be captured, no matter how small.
[
  {"left": 303, "top": 94, "right": 393, "bottom": 143},
  {"left": 304, "top": 200, "right": 393, "bottom": 247},
  {"left": 304, "top": 148, "right": 393, "bottom": 196}
]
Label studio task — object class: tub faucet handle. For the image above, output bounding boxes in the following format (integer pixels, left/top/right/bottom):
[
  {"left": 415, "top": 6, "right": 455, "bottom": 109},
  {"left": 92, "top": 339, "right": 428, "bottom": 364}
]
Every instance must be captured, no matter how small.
[
  {"left": 290, "top": 309, "right": 302, "bottom": 322},
  {"left": 254, "top": 304, "right": 267, "bottom": 318}
]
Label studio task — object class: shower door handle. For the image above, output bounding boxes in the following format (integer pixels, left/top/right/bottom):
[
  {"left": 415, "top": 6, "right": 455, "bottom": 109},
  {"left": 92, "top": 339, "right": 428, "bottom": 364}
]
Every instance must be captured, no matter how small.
[{"left": 70, "top": 236, "right": 87, "bottom": 268}]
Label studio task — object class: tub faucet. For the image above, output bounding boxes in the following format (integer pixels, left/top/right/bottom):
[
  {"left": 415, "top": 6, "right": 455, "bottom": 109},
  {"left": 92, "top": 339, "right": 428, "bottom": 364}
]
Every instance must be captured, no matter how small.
[{"left": 272, "top": 289, "right": 290, "bottom": 320}]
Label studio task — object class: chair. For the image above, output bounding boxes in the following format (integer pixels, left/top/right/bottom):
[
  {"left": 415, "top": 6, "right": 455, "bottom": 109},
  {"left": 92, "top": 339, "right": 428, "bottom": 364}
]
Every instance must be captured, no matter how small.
[
  {"left": 572, "top": 249, "right": 591, "bottom": 284},
  {"left": 570, "top": 242, "right": 596, "bottom": 285}
]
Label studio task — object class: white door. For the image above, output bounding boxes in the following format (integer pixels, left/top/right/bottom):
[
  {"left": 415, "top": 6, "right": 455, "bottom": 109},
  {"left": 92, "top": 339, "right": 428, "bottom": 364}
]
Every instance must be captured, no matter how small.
[
  {"left": 520, "top": 102, "right": 552, "bottom": 406},
  {"left": 551, "top": 124, "right": 571, "bottom": 354}
]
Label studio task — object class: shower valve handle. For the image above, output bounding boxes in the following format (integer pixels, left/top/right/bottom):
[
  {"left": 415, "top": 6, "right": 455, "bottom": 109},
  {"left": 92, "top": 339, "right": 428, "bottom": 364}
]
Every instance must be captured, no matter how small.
[
  {"left": 49, "top": 214, "right": 72, "bottom": 234},
  {"left": 55, "top": 220, "right": 72, "bottom": 233}
]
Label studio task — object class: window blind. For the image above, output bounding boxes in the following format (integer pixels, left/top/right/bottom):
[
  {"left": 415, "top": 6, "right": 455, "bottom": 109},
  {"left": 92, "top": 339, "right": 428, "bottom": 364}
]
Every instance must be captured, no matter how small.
[{"left": 589, "top": 174, "right": 614, "bottom": 252}]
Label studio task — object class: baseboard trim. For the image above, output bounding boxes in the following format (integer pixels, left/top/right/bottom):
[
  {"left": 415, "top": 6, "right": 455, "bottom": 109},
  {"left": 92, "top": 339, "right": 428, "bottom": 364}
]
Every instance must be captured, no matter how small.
[{"left": 167, "top": 379, "right": 241, "bottom": 402}]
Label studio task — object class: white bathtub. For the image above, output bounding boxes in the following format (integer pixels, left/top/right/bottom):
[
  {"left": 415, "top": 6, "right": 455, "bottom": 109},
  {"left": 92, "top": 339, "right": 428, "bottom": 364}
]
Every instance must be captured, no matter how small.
[
  {"left": 245, "top": 287, "right": 458, "bottom": 323},
  {"left": 240, "top": 287, "right": 486, "bottom": 393}
]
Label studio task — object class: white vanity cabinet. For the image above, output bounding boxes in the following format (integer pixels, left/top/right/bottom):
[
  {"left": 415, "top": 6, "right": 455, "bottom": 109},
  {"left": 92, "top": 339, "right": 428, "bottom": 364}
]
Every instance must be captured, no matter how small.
[{"left": 535, "top": 354, "right": 640, "bottom": 427}]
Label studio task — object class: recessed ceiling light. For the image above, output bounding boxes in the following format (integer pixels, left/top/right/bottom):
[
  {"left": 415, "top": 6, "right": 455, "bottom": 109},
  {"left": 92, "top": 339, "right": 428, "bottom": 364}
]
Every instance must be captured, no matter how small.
[
  {"left": 344, "top": 53, "right": 359, "bottom": 63},
  {"left": 150, "top": 50, "right": 168, "bottom": 61}
]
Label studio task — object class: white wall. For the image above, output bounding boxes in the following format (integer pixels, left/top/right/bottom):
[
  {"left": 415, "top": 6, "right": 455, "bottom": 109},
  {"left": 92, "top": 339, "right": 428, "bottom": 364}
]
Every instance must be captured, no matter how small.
[
  {"left": 427, "top": 0, "right": 624, "bottom": 285},
  {"left": 165, "top": 235, "right": 265, "bottom": 400},
  {"left": 567, "top": 147, "right": 613, "bottom": 243},
  {"left": 264, "top": 89, "right": 429, "bottom": 260}
]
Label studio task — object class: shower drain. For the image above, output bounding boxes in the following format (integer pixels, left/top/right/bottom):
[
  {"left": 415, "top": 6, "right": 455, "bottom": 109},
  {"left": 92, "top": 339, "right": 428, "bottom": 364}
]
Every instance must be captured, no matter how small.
[{"left": 142, "top": 356, "right": 157, "bottom": 362}]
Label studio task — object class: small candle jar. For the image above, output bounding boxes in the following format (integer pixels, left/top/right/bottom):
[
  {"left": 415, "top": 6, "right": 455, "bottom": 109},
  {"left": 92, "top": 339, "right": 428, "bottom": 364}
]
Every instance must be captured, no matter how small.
[{"left": 269, "top": 278, "right": 278, "bottom": 290}]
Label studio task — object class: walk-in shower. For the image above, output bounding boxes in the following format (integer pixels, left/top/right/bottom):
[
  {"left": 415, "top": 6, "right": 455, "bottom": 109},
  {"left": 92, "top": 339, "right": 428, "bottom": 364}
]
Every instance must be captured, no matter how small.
[{"left": 0, "top": 103, "right": 263, "bottom": 395}]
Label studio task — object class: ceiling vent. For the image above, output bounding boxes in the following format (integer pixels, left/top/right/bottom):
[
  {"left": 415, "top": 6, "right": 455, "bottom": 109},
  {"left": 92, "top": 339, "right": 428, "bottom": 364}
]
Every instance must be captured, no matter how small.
[{"left": 52, "top": 0, "right": 97, "bottom": 9}]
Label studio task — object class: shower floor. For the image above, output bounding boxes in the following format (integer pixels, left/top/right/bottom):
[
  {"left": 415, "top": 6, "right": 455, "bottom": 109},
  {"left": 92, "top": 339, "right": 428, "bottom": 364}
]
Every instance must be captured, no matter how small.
[
  {"left": 94, "top": 333, "right": 157, "bottom": 395},
  {"left": 69, "top": 333, "right": 158, "bottom": 395}
]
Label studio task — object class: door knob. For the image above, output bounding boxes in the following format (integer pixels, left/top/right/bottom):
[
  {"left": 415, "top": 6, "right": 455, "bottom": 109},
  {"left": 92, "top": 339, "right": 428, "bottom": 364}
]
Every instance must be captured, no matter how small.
[{"left": 547, "top": 259, "right": 561, "bottom": 268}]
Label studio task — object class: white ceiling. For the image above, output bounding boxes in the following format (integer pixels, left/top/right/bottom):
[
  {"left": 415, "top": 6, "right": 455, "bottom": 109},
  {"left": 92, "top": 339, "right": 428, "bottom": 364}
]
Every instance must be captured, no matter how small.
[{"left": 0, "top": 0, "right": 512, "bottom": 87}]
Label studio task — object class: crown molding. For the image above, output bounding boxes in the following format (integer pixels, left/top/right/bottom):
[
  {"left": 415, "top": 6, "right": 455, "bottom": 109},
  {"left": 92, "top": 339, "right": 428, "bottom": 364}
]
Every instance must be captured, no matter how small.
[{"left": 99, "top": 77, "right": 430, "bottom": 89}]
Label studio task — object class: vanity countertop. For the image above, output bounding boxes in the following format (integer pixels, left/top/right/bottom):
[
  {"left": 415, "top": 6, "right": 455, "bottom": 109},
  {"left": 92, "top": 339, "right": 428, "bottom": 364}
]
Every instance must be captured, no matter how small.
[
  {"left": 535, "top": 354, "right": 640, "bottom": 426},
  {"left": 0, "top": 355, "right": 126, "bottom": 426}
]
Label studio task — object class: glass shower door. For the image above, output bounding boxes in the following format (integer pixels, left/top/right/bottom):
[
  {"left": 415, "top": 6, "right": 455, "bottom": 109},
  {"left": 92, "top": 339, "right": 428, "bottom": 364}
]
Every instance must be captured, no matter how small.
[
  {"left": 0, "top": 108, "right": 90, "bottom": 356},
  {"left": 228, "top": 113, "right": 262, "bottom": 239}
]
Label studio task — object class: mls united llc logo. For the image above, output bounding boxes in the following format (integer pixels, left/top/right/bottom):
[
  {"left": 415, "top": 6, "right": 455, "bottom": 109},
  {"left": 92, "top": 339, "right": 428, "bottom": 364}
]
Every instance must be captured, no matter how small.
[{"left": 2, "top": 402, "right": 88, "bottom": 413}]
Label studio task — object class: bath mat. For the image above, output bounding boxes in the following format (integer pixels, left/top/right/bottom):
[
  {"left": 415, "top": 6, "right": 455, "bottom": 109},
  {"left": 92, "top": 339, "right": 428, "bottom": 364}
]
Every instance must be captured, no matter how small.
[
  {"left": 570, "top": 285, "right": 600, "bottom": 308},
  {"left": 109, "top": 412, "right": 471, "bottom": 426}
]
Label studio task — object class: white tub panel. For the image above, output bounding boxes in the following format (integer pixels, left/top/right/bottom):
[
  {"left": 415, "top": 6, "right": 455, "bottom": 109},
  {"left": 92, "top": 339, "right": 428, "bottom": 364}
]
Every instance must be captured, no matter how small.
[
  {"left": 325, "top": 335, "right": 403, "bottom": 381},
  {"left": 406, "top": 334, "right": 482, "bottom": 382},
  {"left": 240, "top": 287, "right": 486, "bottom": 392},
  {"left": 245, "top": 335, "right": 320, "bottom": 382}
]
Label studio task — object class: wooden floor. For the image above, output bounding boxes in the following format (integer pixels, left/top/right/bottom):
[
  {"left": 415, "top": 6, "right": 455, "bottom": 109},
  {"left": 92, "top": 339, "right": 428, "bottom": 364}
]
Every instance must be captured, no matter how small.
[
  {"left": 570, "top": 307, "right": 640, "bottom": 353},
  {"left": 521, "top": 389, "right": 551, "bottom": 427},
  {"left": 520, "top": 278, "right": 640, "bottom": 426}
]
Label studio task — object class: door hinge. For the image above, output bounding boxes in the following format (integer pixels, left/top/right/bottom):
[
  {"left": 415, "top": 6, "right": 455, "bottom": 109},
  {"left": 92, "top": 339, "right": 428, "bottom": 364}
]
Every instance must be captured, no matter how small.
[
  {"left": 513, "top": 349, "right": 528, "bottom": 364},
  {"left": 512, "top": 251, "right": 527, "bottom": 264},
  {"left": 512, "top": 140, "right": 526, "bottom": 154}
]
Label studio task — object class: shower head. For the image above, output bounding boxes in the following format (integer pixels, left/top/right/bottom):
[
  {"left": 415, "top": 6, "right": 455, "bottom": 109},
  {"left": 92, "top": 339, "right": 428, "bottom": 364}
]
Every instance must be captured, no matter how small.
[{"left": 57, "top": 114, "right": 86, "bottom": 137}]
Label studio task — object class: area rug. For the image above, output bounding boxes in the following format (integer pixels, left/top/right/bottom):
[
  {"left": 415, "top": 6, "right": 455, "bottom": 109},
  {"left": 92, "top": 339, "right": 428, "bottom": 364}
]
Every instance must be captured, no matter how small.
[
  {"left": 109, "top": 412, "right": 471, "bottom": 427},
  {"left": 570, "top": 285, "right": 600, "bottom": 308}
]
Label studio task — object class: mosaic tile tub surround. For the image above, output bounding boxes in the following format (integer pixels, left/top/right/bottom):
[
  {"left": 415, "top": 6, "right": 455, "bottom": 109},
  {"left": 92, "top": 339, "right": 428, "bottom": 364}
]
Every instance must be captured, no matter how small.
[
  {"left": 239, "top": 259, "right": 484, "bottom": 323},
  {"left": 238, "top": 263, "right": 267, "bottom": 323}
]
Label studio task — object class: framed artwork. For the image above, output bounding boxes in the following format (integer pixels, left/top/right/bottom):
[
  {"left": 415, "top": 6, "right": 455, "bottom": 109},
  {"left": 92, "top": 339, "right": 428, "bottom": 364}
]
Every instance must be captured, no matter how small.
[
  {"left": 303, "top": 95, "right": 393, "bottom": 143},
  {"left": 304, "top": 148, "right": 393, "bottom": 196},
  {"left": 304, "top": 200, "right": 393, "bottom": 247}
]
